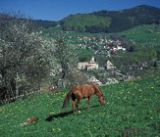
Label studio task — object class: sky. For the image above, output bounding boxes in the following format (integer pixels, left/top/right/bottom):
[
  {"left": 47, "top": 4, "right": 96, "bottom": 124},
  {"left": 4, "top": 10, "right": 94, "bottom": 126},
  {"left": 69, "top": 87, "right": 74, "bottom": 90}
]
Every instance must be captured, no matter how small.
[{"left": 0, "top": 0, "right": 160, "bottom": 21}]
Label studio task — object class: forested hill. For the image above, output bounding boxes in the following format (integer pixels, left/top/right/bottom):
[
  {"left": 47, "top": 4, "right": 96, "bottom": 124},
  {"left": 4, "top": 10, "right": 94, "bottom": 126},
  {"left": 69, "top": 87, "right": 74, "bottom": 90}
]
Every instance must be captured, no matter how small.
[{"left": 60, "top": 5, "right": 160, "bottom": 33}]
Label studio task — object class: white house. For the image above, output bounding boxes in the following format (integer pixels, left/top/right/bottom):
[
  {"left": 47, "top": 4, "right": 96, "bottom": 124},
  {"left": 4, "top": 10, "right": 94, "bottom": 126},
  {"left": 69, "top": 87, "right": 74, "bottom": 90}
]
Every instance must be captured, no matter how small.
[
  {"left": 77, "top": 57, "right": 99, "bottom": 70},
  {"left": 105, "top": 60, "right": 116, "bottom": 70}
]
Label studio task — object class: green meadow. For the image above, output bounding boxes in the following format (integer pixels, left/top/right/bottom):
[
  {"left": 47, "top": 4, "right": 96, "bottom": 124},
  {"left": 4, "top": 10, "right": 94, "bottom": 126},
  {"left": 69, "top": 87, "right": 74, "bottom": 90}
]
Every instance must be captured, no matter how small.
[{"left": 0, "top": 76, "right": 160, "bottom": 137}]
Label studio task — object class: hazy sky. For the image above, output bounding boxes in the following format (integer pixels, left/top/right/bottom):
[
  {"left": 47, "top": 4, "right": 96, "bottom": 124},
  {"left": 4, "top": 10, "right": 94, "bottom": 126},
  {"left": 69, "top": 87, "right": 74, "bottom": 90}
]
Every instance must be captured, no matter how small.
[{"left": 0, "top": 0, "right": 160, "bottom": 21}]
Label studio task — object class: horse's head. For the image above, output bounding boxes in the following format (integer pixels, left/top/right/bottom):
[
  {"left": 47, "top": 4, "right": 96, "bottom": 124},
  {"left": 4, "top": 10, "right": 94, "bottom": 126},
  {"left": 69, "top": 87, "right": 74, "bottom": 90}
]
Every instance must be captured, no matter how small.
[{"left": 98, "top": 93, "right": 106, "bottom": 105}]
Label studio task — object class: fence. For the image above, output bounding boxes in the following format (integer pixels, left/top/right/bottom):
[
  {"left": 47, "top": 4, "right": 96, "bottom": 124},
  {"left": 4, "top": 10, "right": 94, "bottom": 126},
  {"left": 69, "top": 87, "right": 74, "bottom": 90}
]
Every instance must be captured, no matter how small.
[{"left": 0, "top": 90, "right": 41, "bottom": 105}]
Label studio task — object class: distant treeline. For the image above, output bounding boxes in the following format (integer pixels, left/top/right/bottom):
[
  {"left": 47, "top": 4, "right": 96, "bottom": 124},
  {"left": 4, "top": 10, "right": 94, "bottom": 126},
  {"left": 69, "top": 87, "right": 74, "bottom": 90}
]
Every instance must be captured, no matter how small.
[
  {"left": 0, "top": 13, "right": 57, "bottom": 31},
  {"left": 60, "top": 5, "right": 160, "bottom": 33},
  {"left": 60, "top": 14, "right": 111, "bottom": 33}
]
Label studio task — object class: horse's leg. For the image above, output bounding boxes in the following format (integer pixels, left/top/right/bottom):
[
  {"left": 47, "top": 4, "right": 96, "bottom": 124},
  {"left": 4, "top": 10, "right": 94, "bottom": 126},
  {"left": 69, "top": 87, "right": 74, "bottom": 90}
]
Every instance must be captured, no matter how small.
[
  {"left": 76, "top": 98, "right": 81, "bottom": 110},
  {"left": 72, "top": 101, "right": 76, "bottom": 113},
  {"left": 87, "top": 96, "right": 91, "bottom": 110}
]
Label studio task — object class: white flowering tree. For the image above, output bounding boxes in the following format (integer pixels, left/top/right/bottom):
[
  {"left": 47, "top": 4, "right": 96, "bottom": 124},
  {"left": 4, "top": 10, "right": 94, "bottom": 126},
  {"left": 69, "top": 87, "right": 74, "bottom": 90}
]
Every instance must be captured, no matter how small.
[
  {"left": 0, "top": 14, "right": 52, "bottom": 101},
  {"left": 53, "top": 35, "right": 79, "bottom": 88}
]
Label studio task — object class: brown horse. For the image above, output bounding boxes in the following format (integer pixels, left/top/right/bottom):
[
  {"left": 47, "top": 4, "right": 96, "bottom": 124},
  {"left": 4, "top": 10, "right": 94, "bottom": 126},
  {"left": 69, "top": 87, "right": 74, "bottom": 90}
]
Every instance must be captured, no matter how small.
[{"left": 62, "top": 84, "right": 106, "bottom": 111}]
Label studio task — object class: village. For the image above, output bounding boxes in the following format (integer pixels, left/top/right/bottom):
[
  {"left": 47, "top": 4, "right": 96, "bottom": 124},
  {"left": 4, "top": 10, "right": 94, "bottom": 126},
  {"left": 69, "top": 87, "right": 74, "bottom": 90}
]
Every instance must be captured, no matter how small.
[{"left": 46, "top": 33, "right": 146, "bottom": 88}]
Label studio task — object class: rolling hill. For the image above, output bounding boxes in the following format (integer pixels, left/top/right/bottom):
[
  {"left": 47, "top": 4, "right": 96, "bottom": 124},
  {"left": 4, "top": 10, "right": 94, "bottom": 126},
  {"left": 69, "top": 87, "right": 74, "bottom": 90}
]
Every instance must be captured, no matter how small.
[{"left": 60, "top": 5, "right": 160, "bottom": 33}]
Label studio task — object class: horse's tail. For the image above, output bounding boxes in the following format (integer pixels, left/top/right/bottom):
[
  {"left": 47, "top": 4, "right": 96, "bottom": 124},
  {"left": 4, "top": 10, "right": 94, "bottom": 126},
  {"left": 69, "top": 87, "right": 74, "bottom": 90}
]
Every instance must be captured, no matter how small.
[{"left": 62, "top": 91, "right": 72, "bottom": 108}]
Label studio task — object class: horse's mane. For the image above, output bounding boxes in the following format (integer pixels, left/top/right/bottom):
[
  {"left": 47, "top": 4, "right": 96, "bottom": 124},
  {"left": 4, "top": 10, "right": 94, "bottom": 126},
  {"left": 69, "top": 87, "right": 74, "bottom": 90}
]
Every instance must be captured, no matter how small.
[{"left": 91, "top": 84, "right": 103, "bottom": 95}]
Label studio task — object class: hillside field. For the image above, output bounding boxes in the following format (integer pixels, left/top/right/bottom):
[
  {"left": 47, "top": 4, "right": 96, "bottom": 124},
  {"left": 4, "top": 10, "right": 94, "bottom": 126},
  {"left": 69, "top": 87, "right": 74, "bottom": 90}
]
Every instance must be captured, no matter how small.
[
  {"left": 0, "top": 76, "right": 160, "bottom": 137},
  {"left": 1, "top": 4, "right": 160, "bottom": 137},
  {"left": 120, "top": 25, "right": 160, "bottom": 48}
]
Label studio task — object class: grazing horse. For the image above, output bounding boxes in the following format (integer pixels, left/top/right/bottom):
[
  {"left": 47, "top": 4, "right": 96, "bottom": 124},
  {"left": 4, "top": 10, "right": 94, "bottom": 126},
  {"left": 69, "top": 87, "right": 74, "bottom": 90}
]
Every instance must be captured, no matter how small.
[{"left": 62, "top": 84, "right": 106, "bottom": 112}]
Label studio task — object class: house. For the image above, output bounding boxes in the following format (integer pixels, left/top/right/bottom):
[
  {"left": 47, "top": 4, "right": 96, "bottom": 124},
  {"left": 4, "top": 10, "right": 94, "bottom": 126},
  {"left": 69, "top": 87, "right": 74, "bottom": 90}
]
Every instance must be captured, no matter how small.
[
  {"left": 87, "top": 63, "right": 99, "bottom": 70},
  {"left": 77, "top": 57, "right": 99, "bottom": 70},
  {"left": 104, "top": 60, "right": 116, "bottom": 70},
  {"left": 77, "top": 62, "right": 89, "bottom": 70}
]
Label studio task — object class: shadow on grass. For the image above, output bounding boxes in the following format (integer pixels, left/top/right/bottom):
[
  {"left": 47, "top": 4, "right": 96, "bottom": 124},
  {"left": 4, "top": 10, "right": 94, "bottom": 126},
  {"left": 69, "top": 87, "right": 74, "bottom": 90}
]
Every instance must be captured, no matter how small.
[{"left": 45, "top": 104, "right": 99, "bottom": 122}]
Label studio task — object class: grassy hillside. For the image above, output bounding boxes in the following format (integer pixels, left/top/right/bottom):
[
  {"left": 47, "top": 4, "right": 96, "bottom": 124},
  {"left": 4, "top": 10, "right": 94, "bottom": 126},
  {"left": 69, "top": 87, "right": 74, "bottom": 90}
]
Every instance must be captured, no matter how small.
[
  {"left": 120, "top": 24, "right": 160, "bottom": 48},
  {"left": 0, "top": 77, "right": 160, "bottom": 137},
  {"left": 108, "top": 24, "right": 160, "bottom": 76}
]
